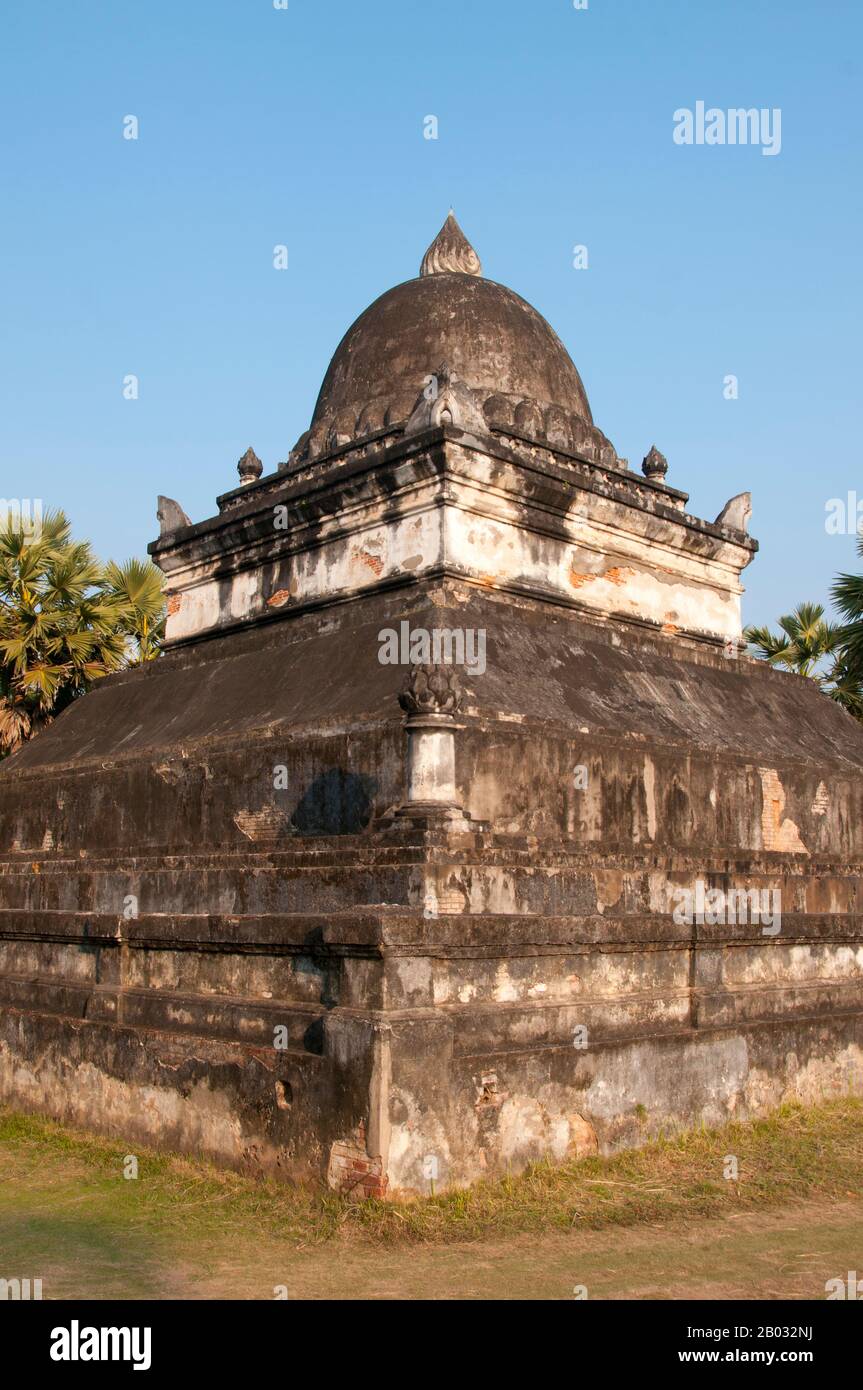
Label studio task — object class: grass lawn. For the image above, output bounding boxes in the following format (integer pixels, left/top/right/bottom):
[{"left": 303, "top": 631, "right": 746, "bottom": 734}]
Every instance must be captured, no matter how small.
[{"left": 1, "top": 1098, "right": 861, "bottom": 1299}]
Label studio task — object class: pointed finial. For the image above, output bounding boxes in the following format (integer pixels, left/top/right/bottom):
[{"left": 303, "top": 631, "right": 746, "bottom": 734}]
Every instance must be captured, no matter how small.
[
  {"left": 420, "top": 211, "right": 482, "bottom": 278},
  {"left": 641, "top": 445, "right": 668, "bottom": 482},
  {"left": 237, "top": 446, "right": 263, "bottom": 485}
]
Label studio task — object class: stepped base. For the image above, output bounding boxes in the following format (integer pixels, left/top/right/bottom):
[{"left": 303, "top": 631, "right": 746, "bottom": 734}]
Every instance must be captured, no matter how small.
[{"left": 1, "top": 583, "right": 863, "bottom": 1192}]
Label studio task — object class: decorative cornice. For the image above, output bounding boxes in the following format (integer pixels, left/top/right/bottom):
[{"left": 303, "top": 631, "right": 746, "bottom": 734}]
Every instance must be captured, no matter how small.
[
  {"left": 291, "top": 388, "right": 620, "bottom": 468},
  {"left": 403, "top": 363, "right": 488, "bottom": 438}
]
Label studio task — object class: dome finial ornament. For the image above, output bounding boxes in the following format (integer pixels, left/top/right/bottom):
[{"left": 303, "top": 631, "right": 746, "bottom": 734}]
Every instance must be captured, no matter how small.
[
  {"left": 237, "top": 446, "right": 263, "bottom": 485},
  {"left": 641, "top": 444, "right": 668, "bottom": 482},
  {"left": 420, "top": 211, "right": 482, "bottom": 278}
]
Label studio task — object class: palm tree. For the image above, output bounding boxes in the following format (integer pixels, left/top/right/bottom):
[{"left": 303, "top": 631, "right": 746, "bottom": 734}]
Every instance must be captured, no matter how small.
[
  {"left": 826, "top": 653, "right": 863, "bottom": 720},
  {"left": 832, "top": 535, "right": 863, "bottom": 697},
  {"left": 103, "top": 557, "right": 166, "bottom": 663},
  {"left": 743, "top": 602, "right": 844, "bottom": 678},
  {"left": 0, "top": 510, "right": 165, "bottom": 756},
  {"left": 744, "top": 598, "right": 862, "bottom": 721}
]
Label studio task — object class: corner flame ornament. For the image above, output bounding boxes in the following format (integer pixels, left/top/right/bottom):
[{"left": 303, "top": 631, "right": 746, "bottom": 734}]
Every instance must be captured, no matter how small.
[
  {"left": 398, "top": 663, "right": 463, "bottom": 717},
  {"left": 420, "top": 211, "right": 482, "bottom": 278}
]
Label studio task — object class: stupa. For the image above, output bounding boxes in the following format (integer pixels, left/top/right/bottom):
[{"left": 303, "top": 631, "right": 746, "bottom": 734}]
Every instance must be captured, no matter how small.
[{"left": 1, "top": 215, "right": 861, "bottom": 1195}]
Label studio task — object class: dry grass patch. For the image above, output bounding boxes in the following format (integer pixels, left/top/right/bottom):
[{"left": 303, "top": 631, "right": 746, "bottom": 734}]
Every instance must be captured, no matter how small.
[{"left": 1, "top": 1098, "right": 861, "bottom": 1250}]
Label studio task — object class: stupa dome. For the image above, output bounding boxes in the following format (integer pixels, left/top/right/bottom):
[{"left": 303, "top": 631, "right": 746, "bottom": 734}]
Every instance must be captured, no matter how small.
[{"left": 292, "top": 213, "right": 616, "bottom": 466}]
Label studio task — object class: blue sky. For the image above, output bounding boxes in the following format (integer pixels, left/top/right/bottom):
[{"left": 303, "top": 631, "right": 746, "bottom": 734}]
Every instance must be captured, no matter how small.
[{"left": 1, "top": 0, "right": 860, "bottom": 627}]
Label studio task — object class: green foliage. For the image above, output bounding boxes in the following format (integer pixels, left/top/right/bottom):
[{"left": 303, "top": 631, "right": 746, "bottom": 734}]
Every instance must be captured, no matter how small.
[
  {"left": 0, "top": 510, "right": 165, "bottom": 755},
  {"left": 831, "top": 534, "right": 863, "bottom": 716},
  {"left": 744, "top": 576, "right": 863, "bottom": 721},
  {"left": 1, "top": 1098, "right": 860, "bottom": 1257},
  {"left": 744, "top": 601, "right": 844, "bottom": 677},
  {"left": 102, "top": 557, "right": 167, "bottom": 663}
]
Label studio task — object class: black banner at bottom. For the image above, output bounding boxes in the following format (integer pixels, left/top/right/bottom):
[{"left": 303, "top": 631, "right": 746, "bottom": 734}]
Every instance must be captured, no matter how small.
[{"left": 5, "top": 1297, "right": 859, "bottom": 1375}]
